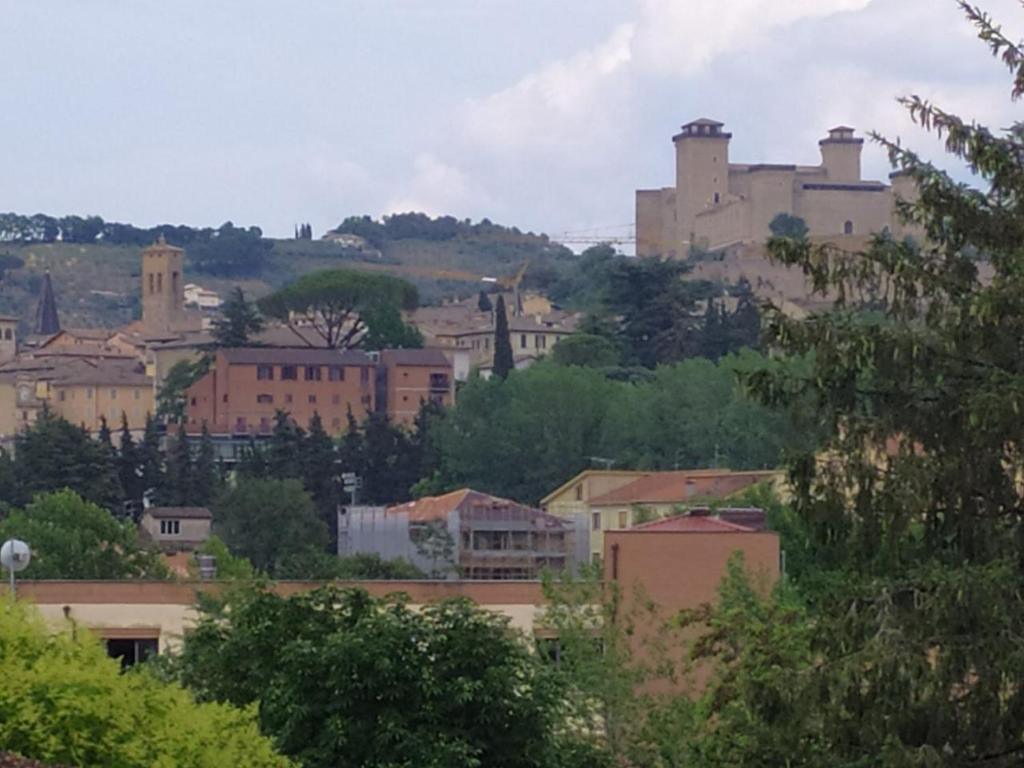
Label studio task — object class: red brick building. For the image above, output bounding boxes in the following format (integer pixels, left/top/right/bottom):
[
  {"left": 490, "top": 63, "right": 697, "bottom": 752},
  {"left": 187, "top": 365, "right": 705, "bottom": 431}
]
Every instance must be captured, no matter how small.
[{"left": 185, "top": 346, "right": 454, "bottom": 436}]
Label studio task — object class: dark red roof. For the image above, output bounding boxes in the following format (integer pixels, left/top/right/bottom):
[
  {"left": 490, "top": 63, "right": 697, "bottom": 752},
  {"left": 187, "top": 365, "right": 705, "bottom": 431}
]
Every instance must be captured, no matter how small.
[{"left": 380, "top": 348, "right": 451, "bottom": 367}]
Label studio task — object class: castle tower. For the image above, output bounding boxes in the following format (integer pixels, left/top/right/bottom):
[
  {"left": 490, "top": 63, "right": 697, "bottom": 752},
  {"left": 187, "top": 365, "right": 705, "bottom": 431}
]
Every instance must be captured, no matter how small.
[
  {"left": 819, "top": 126, "right": 863, "bottom": 182},
  {"left": 0, "top": 315, "right": 17, "bottom": 364},
  {"left": 674, "top": 118, "right": 731, "bottom": 252},
  {"left": 34, "top": 271, "right": 60, "bottom": 336},
  {"left": 141, "top": 235, "right": 186, "bottom": 333}
]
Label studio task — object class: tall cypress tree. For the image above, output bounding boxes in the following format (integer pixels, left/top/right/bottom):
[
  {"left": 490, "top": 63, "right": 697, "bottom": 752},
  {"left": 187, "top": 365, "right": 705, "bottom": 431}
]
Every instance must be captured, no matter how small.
[
  {"left": 492, "top": 295, "right": 514, "bottom": 380},
  {"left": 304, "top": 412, "right": 340, "bottom": 545},
  {"left": 139, "top": 414, "right": 163, "bottom": 506},
  {"left": 192, "top": 423, "right": 218, "bottom": 507},
  {"left": 266, "top": 410, "right": 305, "bottom": 479},
  {"left": 162, "top": 423, "right": 193, "bottom": 506},
  {"left": 117, "top": 413, "right": 143, "bottom": 519}
]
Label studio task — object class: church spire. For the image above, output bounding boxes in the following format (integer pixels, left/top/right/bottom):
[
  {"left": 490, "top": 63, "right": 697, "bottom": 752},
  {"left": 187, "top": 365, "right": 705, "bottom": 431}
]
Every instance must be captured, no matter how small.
[{"left": 34, "top": 271, "right": 60, "bottom": 335}]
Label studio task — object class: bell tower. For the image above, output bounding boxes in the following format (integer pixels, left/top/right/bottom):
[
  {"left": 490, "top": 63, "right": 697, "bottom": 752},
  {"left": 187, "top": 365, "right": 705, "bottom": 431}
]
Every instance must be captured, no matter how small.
[{"left": 141, "top": 235, "right": 185, "bottom": 333}]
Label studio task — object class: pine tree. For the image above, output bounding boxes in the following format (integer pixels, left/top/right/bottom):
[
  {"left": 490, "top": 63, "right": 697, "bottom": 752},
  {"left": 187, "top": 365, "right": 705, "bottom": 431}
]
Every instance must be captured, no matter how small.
[
  {"left": 211, "top": 287, "right": 265, "bottom": 348},
  {"left": 139, "top": 414, "right": 163, "bottom": 506},
  {"left": 192, "top": 424, "right": 218, "bottom": 507},
  {"left": 492, "top": 295, "right": 514, "bottom": 380},
  {"left": 303, "top": 412, "right": 340, "bottom": 544},
  {"left": 266, "top": 410, "right": 306, "bottom": 479},
  {"left": 162, "top": 423, "right": 193, "bottom": 506},
  {"left": 117, "top": 413, "right": 143, "bottom": 520}
]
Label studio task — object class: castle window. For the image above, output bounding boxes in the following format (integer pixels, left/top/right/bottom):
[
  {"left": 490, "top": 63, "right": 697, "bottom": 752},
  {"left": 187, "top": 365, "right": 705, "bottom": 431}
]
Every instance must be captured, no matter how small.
[
  {"left": 156, "top": 273, "right": 163, "bottom": 292},
  {"left": 713, "top": 192, "right": 720, "bottom": 204},
  {"left": 148, "top": 274, "right": 155, "bottom": 294},
  {"left": 844, "top": 220, "right": 854, "bottom": 235}
]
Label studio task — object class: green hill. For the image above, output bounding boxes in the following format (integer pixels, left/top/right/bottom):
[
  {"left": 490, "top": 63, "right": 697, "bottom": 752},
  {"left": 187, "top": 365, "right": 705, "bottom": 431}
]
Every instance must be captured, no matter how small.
[{"left": 0, "top": 215, "right": 578, "bottom": 331}]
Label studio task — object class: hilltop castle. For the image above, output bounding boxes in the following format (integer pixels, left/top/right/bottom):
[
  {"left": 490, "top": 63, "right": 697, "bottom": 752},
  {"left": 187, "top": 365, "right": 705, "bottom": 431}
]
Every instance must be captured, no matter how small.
[{"left": 636, "top": 119, "right": 919, "bottom": 258}]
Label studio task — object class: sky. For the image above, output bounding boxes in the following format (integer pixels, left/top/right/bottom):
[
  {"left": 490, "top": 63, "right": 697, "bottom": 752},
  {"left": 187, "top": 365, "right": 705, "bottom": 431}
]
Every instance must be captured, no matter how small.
[{"left": 1, "top": 0, "right": 1021, "bottom": 246}]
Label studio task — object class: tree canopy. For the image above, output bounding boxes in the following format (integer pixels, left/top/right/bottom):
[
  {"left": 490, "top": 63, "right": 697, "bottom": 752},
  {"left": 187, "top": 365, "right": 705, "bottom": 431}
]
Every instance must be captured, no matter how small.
[
  {"left": 212, "top": 286, "right": 265, "bottom": 347},
  {"left": 0, "top": 600, "right": 290, "bottom": 767},
  {"left": 0, "top": 491, "right": 168, "bottom": 579},
  {"left": 259, "top": 269, "right": 418, "bottom": 348},
  {"left": 174, "top": 585, "right": 606, "bottom": 768}
]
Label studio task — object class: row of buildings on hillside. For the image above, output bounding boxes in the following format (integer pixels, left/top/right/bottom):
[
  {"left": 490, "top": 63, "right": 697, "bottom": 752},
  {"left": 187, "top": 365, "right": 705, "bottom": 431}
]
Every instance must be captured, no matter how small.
[
  {"left": 10, "top": 465, "right": 784, "bottom": 670},
  {"left": 338, "top": 467, "right": 782, "bottom": 579},
  {"left": 0, "top": 239, "right": 459, "bottom": 448}
]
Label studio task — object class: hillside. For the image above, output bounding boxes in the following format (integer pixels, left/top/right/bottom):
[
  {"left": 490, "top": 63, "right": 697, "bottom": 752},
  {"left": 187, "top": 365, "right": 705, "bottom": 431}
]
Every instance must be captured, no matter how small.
[{"left": 0, "top": 218, "right": 578, "bottom": 330}]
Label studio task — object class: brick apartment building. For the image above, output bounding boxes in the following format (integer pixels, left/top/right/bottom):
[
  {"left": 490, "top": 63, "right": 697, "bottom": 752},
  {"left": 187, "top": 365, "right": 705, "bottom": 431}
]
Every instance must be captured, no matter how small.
[{"left": 184, "top": 346, "right": 454, "bottom": 436}]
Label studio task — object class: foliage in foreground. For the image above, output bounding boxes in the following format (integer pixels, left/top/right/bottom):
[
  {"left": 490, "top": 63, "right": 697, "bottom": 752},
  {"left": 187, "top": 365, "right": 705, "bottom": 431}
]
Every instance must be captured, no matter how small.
[
  {"left": 174, "top": 585, "right": 608, "bottom": 768},
  {"left": 0, "top": 601, "right": 290, "bottom": 768}
]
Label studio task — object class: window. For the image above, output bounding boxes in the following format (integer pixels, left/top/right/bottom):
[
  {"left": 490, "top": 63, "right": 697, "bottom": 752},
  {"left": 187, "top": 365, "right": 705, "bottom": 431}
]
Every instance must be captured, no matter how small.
[
  {"left": 156, "top": 273, "right": 163, "bottom": 292},
  {"left": 281, "top": 365, "right": 297, "bottom": 380},
  {"left": 107, "top": 638, "right": 158, "bottom": 670},
  {"left": 3, "top": 329, "right": 10, "bottom": 340},
  {"left": 257, "top": 394, "right": 273, "bottom": 404},
  {"left": 257, "top": 365, "right": 274, "bottom": 381},
  {"left": 148, "top": 274, "right": 154, "bottom": 294},
  {"left": 329, "top": 366, "right": 345, "bottom": 382},
  {"left": 59, "top": 390, "right": 66, "bottom": 402},
  {"left": 844, "top": 220, "right": 854, "bottom": 235},
  {"left": 332, "top": 394, "right": 341, "bottom": 405},
  {"left": 159, "top": 519, "right": 181, "bottom": 536},
  {"left": 308, "top": 394, "right": 317, "bottom": 404},
  {"left": 520, "top": 334, "right": 527, "bottom": 349},
  {"left": 575, "top": 484, "right": 583, "bottom": 501},
  {"left": 592, "top": 512, "right": 601, "bottom": 531},
  {"left": 190, "top": 397, "right": 196, "bottom": 406},
  {"left": 713, "top": 192, "right": 720, "bottom": 204},
  {"left": 618, "top": 510, "right": 629, "bottom": 529},
  {"left": 304, "top": 366, "right": 321, "bottom": 381},
  {"left": 222, "top": 394, "right": 228, "bottom": 403}
]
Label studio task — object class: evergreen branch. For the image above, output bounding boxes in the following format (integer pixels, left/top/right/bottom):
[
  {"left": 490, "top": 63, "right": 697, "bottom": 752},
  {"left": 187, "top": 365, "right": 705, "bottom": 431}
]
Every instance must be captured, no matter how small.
[{"left": 959, "top": 1, "right": 1024, "bottom": 99}]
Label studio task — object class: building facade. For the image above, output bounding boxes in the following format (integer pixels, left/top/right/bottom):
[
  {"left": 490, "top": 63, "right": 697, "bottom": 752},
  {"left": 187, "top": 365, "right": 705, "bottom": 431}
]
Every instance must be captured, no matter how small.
[
  {"left": 636, "top": 119, "right": 922, "bottom": 257},
  {"left": 341, "top": 489, "right": 590, "bottom": 580},
  {"left": 184, "top": 346, "right": 455, "bottom": 436}
]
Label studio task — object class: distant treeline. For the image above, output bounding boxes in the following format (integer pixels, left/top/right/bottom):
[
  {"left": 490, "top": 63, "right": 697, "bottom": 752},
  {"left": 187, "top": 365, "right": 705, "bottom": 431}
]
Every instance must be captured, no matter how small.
[
  {"left": 331, "top": 212, "right": 563, "bottom": 250},
  {"left": 0, "top": 213, "right": 269, "bottom": 277}
]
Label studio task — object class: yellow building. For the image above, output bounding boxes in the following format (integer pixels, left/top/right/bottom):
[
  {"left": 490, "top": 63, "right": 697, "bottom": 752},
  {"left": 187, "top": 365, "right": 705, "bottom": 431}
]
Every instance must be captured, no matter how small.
[
  {"left": 542, "top": 468, "right": 783, "bottom": 561},
  {"left": 0, "top": 356, "right": 154, "bottom": 441},
  {"left": 636, "top": 119, "right": 923, "bottom": 258}
]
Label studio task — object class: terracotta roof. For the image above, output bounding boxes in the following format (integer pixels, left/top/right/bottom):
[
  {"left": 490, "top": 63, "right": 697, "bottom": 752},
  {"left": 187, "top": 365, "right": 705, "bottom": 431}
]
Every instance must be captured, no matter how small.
[
  {"left": 629, "top": 515, "right": 755, "bottom": 533},
  {"left": 388, "top": 489, "right": 473, "bottom": 522},
  {"left": 588, "top": 470, "right": 779, "bottom": 506},
  {"left": 0, "top": 357, "right": 150, "bottom": 387},
  {"left": 219, "top": 347, "right": 372, "bottom": 366},
  {"left": 380, "top": 348, "right": 451, "bottom": 367},
  {"left": 145, "top": 506, "right": 212, "bottom": 520}
]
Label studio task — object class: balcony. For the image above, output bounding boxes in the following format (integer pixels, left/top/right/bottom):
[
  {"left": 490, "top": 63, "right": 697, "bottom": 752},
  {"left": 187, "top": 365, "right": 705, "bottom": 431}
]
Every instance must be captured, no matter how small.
[{"left": 429, "top": 374, "right": 450, "bottom": 392}]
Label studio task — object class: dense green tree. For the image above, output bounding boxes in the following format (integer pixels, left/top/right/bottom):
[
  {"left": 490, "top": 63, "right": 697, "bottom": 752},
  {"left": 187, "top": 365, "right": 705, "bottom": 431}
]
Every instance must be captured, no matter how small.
[
  {"left": 477, "top": 290, "right": 493, "bottom": 312},
  {"left": 13, "top": 410, "right": 121, "bottom": 509},
  {"left": 492, "top": 294, "right": 515, "bottom": 379},
  {"left": 139, "top": 413, "right": 164, "bottom": 504},
  {"left": 211, "top": 286, "right": 265, "bottom": 347},
  {"left": 360, "top": 413, "right": 419, "bottom": 503},
  {"left": 213, "top": 478, "right": 328, "bottom": 575},
  {"left": 680, "top": 7, "right": 1024, "bottom": 765},
  {"left": 117, "top": 413, "right": 145, "bottom": 518},
  {"left": 260, "top": 269, "right": 418, "bottom": 348},
  {"left": 192, "top": 423, "right": 218, "bottom": 507},
  {"left": 303, "top": 412, "right": 341, "bottom": 539},
  {"left": 175, "top": 585, "right": 607, "bottom": 768},
  {"left": 160, "top": 423, "right": 193, "bottom": 506},
  {"left": 551, "top": 333, "right": 620, "bottom": 367},
  {"left": 768, "top": 212, "right": 809, "bottom": 240},
  {"left": 265, "top": 410, "right": 306, "bottom": 479},
  {"left": 189, "top": 221, "right": 272, "bottom": 278},
  {"left": 358, "top": 303, "right": 424, "bottom": 350},
  {"left": 157, "top": 358, "right": 208, "bottom": 421},
  {"left": 0, "top": 600, "right": 289, "bottom": 767},
  {"left": 0, "top": 490, "right": 167, "bottom": 579}
]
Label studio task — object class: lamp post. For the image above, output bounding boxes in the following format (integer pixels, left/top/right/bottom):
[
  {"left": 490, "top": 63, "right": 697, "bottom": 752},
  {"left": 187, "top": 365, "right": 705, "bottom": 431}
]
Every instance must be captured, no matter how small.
[{"left": 1, "top": 539, "right": 31, "bottom": 597}]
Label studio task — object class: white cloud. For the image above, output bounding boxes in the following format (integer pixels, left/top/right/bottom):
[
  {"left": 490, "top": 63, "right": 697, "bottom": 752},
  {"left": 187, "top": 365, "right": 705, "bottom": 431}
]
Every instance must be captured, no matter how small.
[
  {"left": 385, "top": 153, "right": 492, "bottom": 218},
  {"left": 631, "top": 0, "right": 871, "bottom": 76},
  {"left": 460, "top": 23, "right": 635, "bottom": 155}
]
